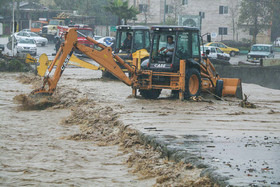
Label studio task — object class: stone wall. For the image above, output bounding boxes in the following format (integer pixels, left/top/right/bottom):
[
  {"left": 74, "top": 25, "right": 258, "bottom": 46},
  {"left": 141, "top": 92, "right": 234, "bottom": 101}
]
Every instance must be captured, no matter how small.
[{"left": 215, "top": 65, "right": 280, "bottom": 90}]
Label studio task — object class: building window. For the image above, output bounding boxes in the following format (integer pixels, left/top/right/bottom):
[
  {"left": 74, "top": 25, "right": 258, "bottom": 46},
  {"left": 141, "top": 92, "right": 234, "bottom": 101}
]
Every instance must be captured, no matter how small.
[
  {"left": 165, "top": 5, "right": 173, "bottom": 14},
  {"left": 182, "top": 0, "right": 188, "bottom": 5},
  {"left": 219, "top": 6, "right": 228, "bottom": 14},
  {"left": 199, "top": 11, "right": 205, "bottom": 19},
  {"left": 139, "top": 4, "right": 148, "bottom": 13},
  {"left": 219, "top": 27, "right": 228, "bottom": 35}
]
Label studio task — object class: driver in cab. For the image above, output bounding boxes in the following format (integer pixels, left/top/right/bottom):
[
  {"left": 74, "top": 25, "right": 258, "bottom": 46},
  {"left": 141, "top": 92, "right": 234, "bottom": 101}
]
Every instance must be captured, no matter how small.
[
  {"left": 158, "top": 35, "right": 175, "bottom": 56},
  {"left": 121, "top": 32, "right": 132, "bottom": 52}
]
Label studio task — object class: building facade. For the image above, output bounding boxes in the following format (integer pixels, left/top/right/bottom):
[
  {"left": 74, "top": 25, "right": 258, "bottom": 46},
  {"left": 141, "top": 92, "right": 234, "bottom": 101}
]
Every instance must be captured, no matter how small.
[{"left": 128, "top": 0, "right": 271, "bottom": 43}]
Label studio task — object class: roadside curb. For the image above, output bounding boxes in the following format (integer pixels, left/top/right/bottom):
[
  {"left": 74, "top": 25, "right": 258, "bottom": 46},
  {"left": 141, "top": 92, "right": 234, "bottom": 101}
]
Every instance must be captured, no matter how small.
[{"left": 135, "top": 131, "right": 231, "bottom": 186}]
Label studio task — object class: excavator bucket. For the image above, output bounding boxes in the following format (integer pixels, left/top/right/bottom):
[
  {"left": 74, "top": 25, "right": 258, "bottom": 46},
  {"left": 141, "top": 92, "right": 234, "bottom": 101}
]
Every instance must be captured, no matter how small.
[
  {"left": 35, "top": 53, "right": 100, "bottom": 77},
  {"left": 221, "top": 78, "right": 243, "bottom": 99}
]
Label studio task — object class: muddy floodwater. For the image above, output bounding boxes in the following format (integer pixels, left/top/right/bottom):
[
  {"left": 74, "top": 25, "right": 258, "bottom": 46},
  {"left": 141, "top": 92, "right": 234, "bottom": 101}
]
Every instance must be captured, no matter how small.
[
  {"left": 1, "top": 65, "right": 280, "bottom": 186},
  {"left": 0, "top": 73, "right": 155, "bottom": 186}
]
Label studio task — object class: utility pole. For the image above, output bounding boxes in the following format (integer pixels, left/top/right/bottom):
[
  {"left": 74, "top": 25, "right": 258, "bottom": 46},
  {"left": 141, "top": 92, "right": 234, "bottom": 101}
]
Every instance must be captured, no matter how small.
[
  {"left": 12, "top": 0, "right": 15, "bottom": 56},
  {"left": 133, "top": 0, "right": 136, "bottom": 25},
  {"left": 163, "top": 0, "right": 166, "bottom": 24}
]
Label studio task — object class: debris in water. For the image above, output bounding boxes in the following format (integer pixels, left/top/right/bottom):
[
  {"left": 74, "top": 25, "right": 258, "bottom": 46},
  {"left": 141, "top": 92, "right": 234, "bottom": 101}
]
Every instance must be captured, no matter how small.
[
  {"left": 13, "top": 94, "right": 59, "bottom": 110},
  {"left": 60, "top": 100, "right": 216, "bottom": 186},
  {"left": 240, "top": 94, "right": 256, "bottom": 108}
]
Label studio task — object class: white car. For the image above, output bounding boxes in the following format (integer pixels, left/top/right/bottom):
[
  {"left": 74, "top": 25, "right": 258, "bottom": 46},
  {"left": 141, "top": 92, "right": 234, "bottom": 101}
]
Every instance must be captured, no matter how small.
[
  {"left": 201, "top": 46, "right": 230, "bottom": 61},
  {"left": 16, "top": 38, "right": 37, "bottom": 56},
  {"left": 20, "top": 29, "right": 31, "bottom": 32},
  {"left": 274, "top": 37, "right": 280, "bottom": 47},
  {"left": 96, "top": 37, "right": 115, "bottom": 47},
  {"left": 13, "top": 31, "right": 48, "bottom": 46}
]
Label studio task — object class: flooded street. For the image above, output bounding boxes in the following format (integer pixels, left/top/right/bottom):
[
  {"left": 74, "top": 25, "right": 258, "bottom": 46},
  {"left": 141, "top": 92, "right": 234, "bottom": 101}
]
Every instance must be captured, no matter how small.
[
  {"left": 0, "top": 73, "right": 155, "bottom": 186},
  {"left": 0, "top": 63, "right": 279, "bottom": 186}
]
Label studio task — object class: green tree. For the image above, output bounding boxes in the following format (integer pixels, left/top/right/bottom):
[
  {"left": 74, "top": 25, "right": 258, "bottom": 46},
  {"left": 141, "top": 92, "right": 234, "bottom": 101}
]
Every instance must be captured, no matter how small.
[
  {"left": 271, "top": 0, "right": 280, "bottom": 41},
  {"left": 104, "top": 0, "right": 139, "bottom": 25},
  {"left": 238, "top": 0, "right": 273, "bottom": 44}
]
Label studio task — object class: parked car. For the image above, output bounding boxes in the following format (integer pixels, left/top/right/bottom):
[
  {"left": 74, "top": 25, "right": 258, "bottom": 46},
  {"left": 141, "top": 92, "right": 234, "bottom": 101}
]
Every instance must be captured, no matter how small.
[
  {"left": 20, "top": 29, "right": 31, "bottom": 32},
  {"left": 13, "top": 31, "right": 48, "bottom": 46},
  {"left": 201, "top": 46, "right": 230, "bottom": 61},
  {"left": 247, "top": 44, "right": 274, "bottom": 63},
  {"left": 274, "top": 37, "right": 280, "bottom": 47},
  {"left": 205, "top": 42, "right": 239, "bottom": 57},
  {"left": 16, "top": 38, "right": 37, "bottom": 56},
  {"left": 94, "top": 35, "right": 102, "bottom": 40},
  {"left": 0, "top": 44, "right": 4, "bottom": 52},
  {"left": 96, "top": 37, "right": 115, "bottom": 47}
]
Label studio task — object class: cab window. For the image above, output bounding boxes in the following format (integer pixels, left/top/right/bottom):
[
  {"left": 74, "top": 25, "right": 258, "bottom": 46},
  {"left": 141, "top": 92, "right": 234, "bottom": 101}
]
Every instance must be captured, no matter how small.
[
  {"left": 176, "top": 32, "right": 190, "bottom": 59},
  {"left": 191, "top": 32, "right": 200, "bottom": 57},
  {"left": 144, "top": 30, "right": 150, "bottom": 50},
  {"left": 133, "top": 30, "right": 145, "bottom": 52}
]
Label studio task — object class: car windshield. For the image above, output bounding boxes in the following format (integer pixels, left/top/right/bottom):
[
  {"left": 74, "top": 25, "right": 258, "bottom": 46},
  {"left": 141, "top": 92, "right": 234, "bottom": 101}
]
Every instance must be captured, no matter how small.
[
  {"left": 19, "top": 39, "right": 35, "bottom": 44},
  {"left": 216, "top": 48, "right": 223, "bottom": 53},
  {"left": 77, "top": 30, "right": 94, "bottom": 38},
  {"left": 29, "top": 32, "right": 39, "bottom": 37},
  {"left": 251, "top": 46, "right": 270, "bottom": 52},
  {"left": 49, "top": 20, "right": 59, "bottom": 25},
  {"left": 201, "top": 46, "right": 209, "bottom": 52}
]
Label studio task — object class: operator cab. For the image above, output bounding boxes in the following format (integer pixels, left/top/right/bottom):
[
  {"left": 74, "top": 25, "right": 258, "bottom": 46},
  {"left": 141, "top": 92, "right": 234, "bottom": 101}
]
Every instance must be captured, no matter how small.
[
  {"left": 143, "top": 26, "right": 201, "bottom": 72},
  {"left": 114, "top": 25, "right": 150, "bottom": 60}
]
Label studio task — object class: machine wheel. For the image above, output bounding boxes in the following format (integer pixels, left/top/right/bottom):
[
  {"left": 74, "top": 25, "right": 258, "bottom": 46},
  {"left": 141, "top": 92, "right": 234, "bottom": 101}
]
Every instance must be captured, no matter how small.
[
  {"left": 184, "top": 68, "right": 201, "bottom": 99},
  {"left": 230, "top": 51, "right": 236, "bottom": 57},
  {"left": 139, "top": 89, "right": 161, "bottom": 99},
  {"left": 214, "top": 79, "right": 224, "bottom": 100}
]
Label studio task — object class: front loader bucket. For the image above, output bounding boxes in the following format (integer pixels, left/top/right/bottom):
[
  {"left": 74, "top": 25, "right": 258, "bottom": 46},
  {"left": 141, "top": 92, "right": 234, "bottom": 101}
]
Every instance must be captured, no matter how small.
[
  {"left": 221, "top": 78, "right": 243, "bottom": 99},
  {"left": 36, "top": 53, "right": 100, "bottom": 77},
  {"left": 37, "top": 53, "right": 50, "bottom": 77}
]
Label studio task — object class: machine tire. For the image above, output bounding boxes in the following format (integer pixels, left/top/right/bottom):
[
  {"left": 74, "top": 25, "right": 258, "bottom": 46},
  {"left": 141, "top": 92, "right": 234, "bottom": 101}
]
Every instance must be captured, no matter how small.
[
  {"left": 230, "top": 51, "right": 236, "bottom": 57},
  {"left": 214, "top": 79, "right": 224, "bottom": 100},
  {"left": 139, "top": 89, "right": 161, "bottom": 99},
  {"left": 184, "top": 68, "right": 201, "bottom": 99}
]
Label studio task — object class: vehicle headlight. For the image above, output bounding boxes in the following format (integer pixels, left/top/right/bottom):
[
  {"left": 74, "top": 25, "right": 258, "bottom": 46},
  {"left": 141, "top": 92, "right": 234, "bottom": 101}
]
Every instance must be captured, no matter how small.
[{"left": 247, "top": 55, "right": 251, "bottom": 58}]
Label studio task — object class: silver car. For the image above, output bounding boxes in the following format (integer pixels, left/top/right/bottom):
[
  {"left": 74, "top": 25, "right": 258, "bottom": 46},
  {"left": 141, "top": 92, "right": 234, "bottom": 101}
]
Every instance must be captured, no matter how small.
[
  {"left": 16, "top": 38, "right": 37, "bottom": 56},
  {"left": 247, "top": 44, "right": 274, "bottom": 63}
]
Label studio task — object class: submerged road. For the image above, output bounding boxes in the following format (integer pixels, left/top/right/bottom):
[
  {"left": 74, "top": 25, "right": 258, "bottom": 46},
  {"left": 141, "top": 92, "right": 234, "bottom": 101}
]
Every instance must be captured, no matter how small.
[{"left": 58, "top": 68, "right": 280, "bottom": 186}]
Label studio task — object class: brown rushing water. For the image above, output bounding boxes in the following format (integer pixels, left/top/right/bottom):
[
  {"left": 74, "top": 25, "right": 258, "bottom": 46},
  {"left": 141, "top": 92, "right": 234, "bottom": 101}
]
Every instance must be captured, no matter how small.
[{"left": 0, "top": 72, "right": 155, "bottom": 186}]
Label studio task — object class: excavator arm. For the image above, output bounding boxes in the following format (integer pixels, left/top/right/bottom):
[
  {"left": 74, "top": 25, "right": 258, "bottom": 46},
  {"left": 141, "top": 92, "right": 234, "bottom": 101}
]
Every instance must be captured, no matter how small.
[{"left": 31, "top": 28, "right": 135, "bottom": 95}]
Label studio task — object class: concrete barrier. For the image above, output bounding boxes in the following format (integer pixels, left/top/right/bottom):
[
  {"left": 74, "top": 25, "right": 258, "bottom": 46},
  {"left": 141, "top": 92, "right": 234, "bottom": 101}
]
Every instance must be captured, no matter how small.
[
  {"left": 215, "top": 65, "right": 280, "bottom": 89},
  {"left": 261, "top": 58, "right": 280, "bottom": 67}
]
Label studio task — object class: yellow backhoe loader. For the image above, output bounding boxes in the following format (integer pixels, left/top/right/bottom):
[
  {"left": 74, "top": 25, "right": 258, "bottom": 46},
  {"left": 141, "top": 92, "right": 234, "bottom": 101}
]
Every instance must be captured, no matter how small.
[{"left": 30, "top": 26, "right": 242, "bottom": 100}]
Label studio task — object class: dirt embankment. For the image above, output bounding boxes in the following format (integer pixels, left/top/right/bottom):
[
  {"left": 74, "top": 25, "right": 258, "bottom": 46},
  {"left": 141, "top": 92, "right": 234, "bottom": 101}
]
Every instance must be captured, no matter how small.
[{"left": 14, "top": 73, "right": 216, "bottom": 186}]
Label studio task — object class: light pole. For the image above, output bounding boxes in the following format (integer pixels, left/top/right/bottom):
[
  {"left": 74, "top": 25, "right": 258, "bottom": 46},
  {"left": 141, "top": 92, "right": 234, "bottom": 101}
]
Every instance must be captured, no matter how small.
[
  {"left": 163, "top": 0, "right": 166, "bottom": 24},
  {"left": 12, "top": 0, "right": 15, "bottom": 56}
]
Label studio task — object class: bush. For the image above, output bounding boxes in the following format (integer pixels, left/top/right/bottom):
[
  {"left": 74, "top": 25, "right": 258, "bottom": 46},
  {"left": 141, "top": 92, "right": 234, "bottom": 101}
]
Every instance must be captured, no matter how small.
[
  {"left": 0, "top": 58, "right": 33, "bottom": 72},
  {"left": 221, "top": 40, "right": 251, "bottom": 49}
]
